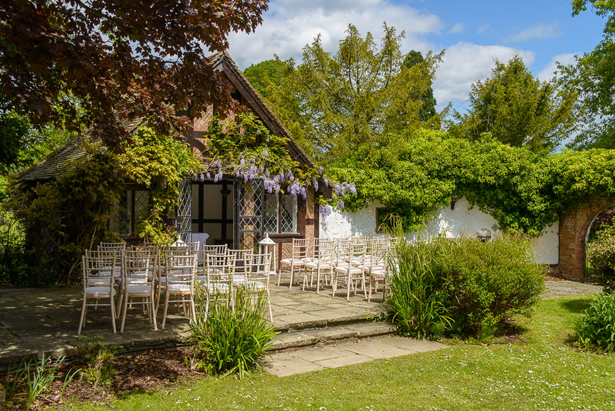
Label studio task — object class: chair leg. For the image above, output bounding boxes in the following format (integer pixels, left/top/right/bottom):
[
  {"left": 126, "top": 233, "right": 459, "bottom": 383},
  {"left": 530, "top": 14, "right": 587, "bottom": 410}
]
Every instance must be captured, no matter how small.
[
  {"left": 120, "top": 291, "right": 129, "bottom": 333},
  {"left": 110, "top": 296, "right": 117, "bottom": 334},
  {"left": 161, "top": 292, "right": 170, "bottom": 329},
  {"left": 316, "top": 268, "right": 321, "bottom": 294},
  {"left": 189, "top": 295, "right": 196, "bottom": 324},
  {"left": 289, "top": 265, "right": 294, "bottom": 290},
  {"left": 78, "top": 296, "right": 87, "bottom": 334},
  {"left": 346, "top": 272, "right": 351, "bottom": 301},
  {"left": 266, "top": 289, "right": 273, "bottom": 322},
  {"left": 151, "top": 292, "right": 158, "bottom": 331}
]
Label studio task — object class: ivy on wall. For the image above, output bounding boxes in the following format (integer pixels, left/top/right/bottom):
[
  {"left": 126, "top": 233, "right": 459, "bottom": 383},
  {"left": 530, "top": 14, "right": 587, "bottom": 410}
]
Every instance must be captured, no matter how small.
[{"left": 329, "top": 129, "right": 615, "bottom": 235}]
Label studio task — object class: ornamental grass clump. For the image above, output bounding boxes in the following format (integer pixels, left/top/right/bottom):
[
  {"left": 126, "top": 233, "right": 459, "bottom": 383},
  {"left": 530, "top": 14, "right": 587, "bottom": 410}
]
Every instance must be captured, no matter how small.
[
  {"left": 189, "top": 286, "right": 278, "bottom": 378},
  {"left": 576, "top": 292, "right": 615, "bottom": 352}
]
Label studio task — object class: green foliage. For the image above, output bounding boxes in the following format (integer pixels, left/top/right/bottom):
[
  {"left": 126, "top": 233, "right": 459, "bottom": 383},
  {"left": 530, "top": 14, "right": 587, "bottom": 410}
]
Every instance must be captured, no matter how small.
[
  {"left": 440, "top": 234, "right": 545, "bottom": 337},
  {"left": 389, "top": 233, "right": 545, "bottom": 339},
  {"left": 558, "top": 1, "right": 615, "bottom": 149},
  {"left": 5, "top": 140, "right": 123, "bottom": 284},
  {"left": 576, "top": 291, "right": 615, "bottom": 351},
  {"left": 189, "top": 287, "right": 278, "bottom": 378},
  {"left": 404, "top": 50, "right": 438, "bottom": 122},
  {"left": 388, "top": 236, "right": 452, "bottom": 338},
  {"left": 4, "top": 125, "right": 199, "bottom": 284},
  {"left": 76, "top": 336, "right": 121, "bottom": 388},
  {"left": 0, "top": 207, "right": 27, "bottom": 285},
  {"left": 586, "top": 224, "right": 615, "bottom": 293},
  {"left": 330, "top": 128, "right": 615, "bottom": 234},
  {"left": 3, "top": 352, "right": 68, "bottom": 409},
  {"left": 0, "top": 111, "right": 29, "bottom": 174},
  {"left": 263, "top": 23, "right": 442, "bottom": 165},
  {"left": 243, "top": 59, "right": 285, "bottom": 99},
  {"left": 117, "top": 126, "right": 200, "bottom": 241},
  {"left": 450, "top": 54, "right": 577, "bottom": 154}
]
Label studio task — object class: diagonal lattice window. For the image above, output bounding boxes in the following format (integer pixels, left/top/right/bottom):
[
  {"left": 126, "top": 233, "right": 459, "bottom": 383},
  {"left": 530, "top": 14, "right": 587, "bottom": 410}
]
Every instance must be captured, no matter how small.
[
  {"left": 263, "top": 194, "right": 278, "bottom": 234},
  {"left": 110, "top": 191, "right": 130, "bottom": 236},
  {"left": 280, "top": 195, "right": 297, "bottom": 233}
]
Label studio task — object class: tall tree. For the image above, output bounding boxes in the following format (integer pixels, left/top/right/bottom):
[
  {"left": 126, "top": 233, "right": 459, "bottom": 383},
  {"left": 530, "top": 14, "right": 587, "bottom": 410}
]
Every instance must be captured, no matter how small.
[
  {"left": 561, "top": 0, "right": 615, "bottom": 149},
  {"left": 0, "top": 0, "right": 268, "bottom": 145},
  {"left": 404, "top": 51, "right": 438, "bottom": 122},
  {"left": 243, "top": 59, "right": 285, "bottom": 99},
  {"left": 264, "top": 24, "right": 441, "bottom": 165},
  {"left": 451, "top": 55, "right": 577, "bottom": 153}
]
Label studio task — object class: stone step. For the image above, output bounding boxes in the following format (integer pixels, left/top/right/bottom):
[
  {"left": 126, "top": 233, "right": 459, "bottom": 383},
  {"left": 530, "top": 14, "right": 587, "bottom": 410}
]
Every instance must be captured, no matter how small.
[
  {"left": 269, "top": 321, "right": 396, "bottom": 352},
  {"left": 273, "top": 310, "right": 387, "bottom": 333}
]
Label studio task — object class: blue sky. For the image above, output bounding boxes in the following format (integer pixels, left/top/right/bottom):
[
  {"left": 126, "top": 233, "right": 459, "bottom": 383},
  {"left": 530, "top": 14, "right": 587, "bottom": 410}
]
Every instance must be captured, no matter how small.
[{"left": 227, "top": 0, "right": 605, "bottom": 111}]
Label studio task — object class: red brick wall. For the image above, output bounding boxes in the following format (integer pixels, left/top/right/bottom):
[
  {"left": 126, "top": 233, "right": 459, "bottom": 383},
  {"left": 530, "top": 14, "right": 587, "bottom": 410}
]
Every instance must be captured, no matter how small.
[{"left": 559, "top": 196, "right": 615, "bottom": 280}]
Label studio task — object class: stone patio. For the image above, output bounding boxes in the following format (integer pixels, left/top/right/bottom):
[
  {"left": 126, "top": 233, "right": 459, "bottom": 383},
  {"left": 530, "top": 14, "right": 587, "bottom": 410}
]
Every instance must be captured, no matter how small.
[{"left": 0, "top": 279, "right": 387, "bottom": 366}]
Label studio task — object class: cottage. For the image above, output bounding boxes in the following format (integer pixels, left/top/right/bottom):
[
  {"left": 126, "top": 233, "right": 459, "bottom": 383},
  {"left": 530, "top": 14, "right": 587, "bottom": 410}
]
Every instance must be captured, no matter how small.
[{"left": 17, "top": 52, "right": 326, "bottom": 263}]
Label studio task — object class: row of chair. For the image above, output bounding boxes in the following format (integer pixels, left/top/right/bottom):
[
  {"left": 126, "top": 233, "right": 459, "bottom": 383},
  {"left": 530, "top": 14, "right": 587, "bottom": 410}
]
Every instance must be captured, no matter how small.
[
  {"left": 78, "top": 242, "right": 274, "bottom": 334},
  {"left": 279, "top": 237, "right": 397, "bottom": 301}
]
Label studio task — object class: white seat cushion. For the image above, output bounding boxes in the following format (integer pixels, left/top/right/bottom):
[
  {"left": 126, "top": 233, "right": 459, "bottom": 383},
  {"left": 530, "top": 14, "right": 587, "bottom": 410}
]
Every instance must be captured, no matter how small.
[
  {"left": 87, "top": 278, "right": 113, "bottom": 286},
  {"left": 167, "top": 284, "right": 191, "bottom": 293},
  {"left": 85, "top": 287, "right": 114, "bottom": 298},
  {"left": 335, "top": 266, "right": 363, "bottom": 275},
  {"left": 242, "top": 281, "right": 267, "bottom": 290},
  {"left": 280, "top": 259, "right": 305, "bottom": 267},
  {"left": 126, "top": 285, "right": 152, "bottom": 295}
]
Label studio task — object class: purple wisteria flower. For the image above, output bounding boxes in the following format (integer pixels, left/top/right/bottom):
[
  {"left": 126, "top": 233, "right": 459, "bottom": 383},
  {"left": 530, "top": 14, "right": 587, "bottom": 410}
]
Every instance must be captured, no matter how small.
[
  {"left": 312, "top": 178, "right": 319, "bottom": 192},
  {"left": 323, "top": 177, "right": 329, "bottom": 187},
  {"left": 206, "top": 172, "right": 211, "bottom": 180},
  {"left": 337, "top": 199, "right": 345, "bottom": 209},
  {"left": 320, "top": 205, "right": 332, "bottom": 220}
]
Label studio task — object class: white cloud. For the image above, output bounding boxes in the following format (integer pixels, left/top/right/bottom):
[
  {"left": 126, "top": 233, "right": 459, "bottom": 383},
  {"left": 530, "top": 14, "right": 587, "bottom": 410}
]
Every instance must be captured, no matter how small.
[
  {"left": 507, "top": 23, "right": 562, "bottom": 43},
  {"left": 537, "top": 53, "right": 578, "bottom": 81},
  {"left": 433, "top": 42, "right": 535, "bottom": 109},
  {"left": 227, "top": 0, "right": 444, "bottom": 69},
  {"left": 477, "top": 24, "right": 490, "bottom": 34},
  {"left": 448, "top": 23, "right": 465, "bottom": 34}
]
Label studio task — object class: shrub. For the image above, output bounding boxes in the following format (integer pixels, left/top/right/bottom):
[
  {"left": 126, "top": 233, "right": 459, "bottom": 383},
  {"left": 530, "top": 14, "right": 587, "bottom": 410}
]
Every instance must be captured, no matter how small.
[
  {"left": 576, "top": 292, "right": 615, "bottom": 351},
  {"left": 189, "top": 287, "right": 278, "bottom": 378},
  {"left": 442, "top": 234, "right": 546, "bottom": 337},
  {"left": 388, "top": 233, "right": 545, "bottom": 340},
  {"left": 586, "top": 224, "right": 615, "bottom": 293}
]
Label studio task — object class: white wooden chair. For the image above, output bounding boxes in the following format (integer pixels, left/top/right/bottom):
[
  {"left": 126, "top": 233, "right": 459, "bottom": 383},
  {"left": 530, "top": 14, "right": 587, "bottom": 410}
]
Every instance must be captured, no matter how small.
[
  {"left": 278, "top": 238, "right": 311, "bottom": 289},
  {"left": 118, "top": 250, "right": 157, "bottom": 332},
  {"left": 303, "top": 238, "right": 335, "bottom": 293},
  {"left": 332, "top": 240, "right": 368, "bottom": 301},
  {"left": 228, "top": 249, "right": 252, "bottom": 284},
  {"left": 78, "top": 254, "right": 118, "bottom": 334},
  {"left": 202, "top": 253, "right": 236, "bottom": 317},
  {"left": 160, "top": 254, "right": 198, "bottom": 329},
  {"left": 237, "top": 253, "right": 274, "bottom": 322}
]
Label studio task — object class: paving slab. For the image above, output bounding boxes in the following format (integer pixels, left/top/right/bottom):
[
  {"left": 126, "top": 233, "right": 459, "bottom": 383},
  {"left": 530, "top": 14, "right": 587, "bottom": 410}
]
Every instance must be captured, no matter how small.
[
  {"left": 262, "top": 353, "right": 325, "bottom": 377},
  {"left": 312, "top": 353, "right": 373, "bottom": 369},
  {"left": 335, "top": 340, "right": 417, "bottom": 359}
]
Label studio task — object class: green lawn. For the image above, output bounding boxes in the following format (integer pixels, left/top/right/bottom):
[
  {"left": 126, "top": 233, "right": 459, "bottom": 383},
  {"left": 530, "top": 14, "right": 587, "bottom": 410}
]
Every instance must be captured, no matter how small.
[{"left": 72, "top": 293, "right": 615, "bottom": 410}]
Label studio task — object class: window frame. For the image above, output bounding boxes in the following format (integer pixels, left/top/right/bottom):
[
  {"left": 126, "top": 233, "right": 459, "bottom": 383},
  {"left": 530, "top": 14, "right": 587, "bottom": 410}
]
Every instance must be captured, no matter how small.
[{"left": 264, "top": 194, "right": 298, "bottom": 235}]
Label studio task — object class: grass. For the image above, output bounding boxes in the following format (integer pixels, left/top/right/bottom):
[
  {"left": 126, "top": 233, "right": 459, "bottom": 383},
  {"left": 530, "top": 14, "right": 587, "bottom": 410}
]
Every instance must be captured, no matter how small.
[{"left": 68, "top": 293, "right": 615, "bottom": 410}]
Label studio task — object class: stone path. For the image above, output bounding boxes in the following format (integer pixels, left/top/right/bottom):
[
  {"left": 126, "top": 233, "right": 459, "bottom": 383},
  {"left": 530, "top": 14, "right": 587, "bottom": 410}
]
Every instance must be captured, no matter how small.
[
  {"left": 263, "top": 335, "right": 447, "bottom": 377},
  {"left": 543, "top": 280, "right": 601, "bottom": 298}
]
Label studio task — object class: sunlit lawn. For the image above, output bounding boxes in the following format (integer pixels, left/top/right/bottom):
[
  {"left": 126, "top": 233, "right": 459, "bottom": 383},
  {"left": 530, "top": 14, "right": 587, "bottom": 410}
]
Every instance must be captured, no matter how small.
[{"left": 72, "top": 293, "right": 615, "bottom": 410}]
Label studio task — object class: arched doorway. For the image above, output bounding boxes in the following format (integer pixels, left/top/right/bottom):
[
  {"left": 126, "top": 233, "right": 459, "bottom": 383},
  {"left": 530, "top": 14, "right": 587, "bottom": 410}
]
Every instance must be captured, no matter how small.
[
  {"left": 584, "top": 206, "right": 615, "bottom": 283},
  {"left": 559, "top": 196, "right": 615, "bottom": 281}
]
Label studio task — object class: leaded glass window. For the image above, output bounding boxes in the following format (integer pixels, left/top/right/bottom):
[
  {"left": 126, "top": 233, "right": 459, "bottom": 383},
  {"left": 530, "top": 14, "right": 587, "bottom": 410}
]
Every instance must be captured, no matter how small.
[
  {"left": 262, "top": 194, "right": 297, "bottom": 234},
  {"left": 109, "top": 190, "right": 150, "bottom": 236}
]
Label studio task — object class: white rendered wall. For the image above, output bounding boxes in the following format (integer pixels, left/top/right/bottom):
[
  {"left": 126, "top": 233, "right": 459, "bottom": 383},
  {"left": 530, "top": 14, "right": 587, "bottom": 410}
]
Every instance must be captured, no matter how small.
[{"left": 319, "top": 197, "right": 559, "bottom": 265}]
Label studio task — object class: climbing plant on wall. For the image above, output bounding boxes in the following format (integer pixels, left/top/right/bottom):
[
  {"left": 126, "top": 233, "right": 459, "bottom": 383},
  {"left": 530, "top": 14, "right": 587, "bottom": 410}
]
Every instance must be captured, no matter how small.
[{"left": 327, "top": 129, "right": 615, "bottom": 234}]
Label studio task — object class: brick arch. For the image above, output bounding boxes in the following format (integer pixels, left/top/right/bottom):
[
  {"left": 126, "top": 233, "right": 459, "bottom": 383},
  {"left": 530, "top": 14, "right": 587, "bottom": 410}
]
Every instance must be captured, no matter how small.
[{"left": 559, "top": 196, "right": 615, "bottom": 280}]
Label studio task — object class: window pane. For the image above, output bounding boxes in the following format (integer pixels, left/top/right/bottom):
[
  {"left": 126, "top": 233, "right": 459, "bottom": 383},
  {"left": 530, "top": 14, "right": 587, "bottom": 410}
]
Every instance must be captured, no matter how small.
[
  {"left": 280, "top": 195, "right": 297, "bottom": 233},
  {"left": 110, "top": 191, "right": 130, "bottom": 236},
  {"left": 134, "top": 191, "right": 149, "bottom": 234},
  {"left": 263, "top": 194, "right": 279, "bottom": 234}
]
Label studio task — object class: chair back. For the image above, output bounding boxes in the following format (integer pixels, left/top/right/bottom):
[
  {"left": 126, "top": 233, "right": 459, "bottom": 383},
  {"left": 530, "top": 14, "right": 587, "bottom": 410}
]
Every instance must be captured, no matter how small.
[
  {"left": 165, "top": 254, "right": 198, "bottom": 286},
  {"left": 82, "top": 254, "right": 117, "bottom": 290},
  {"left": 206, "top": 253, "right": 236, "bottom": 286},
  {"left": 246, "top": 253, "right": 271, "bottom": 284},
  {"left": 228, "top": 249, "right": 252, "bottom": 273},
  {"left": 292, "top": 238, "right": 311, "bottom": 261},
  {"left": 122, "top": 249, "right": 154, "bottom": 285}
]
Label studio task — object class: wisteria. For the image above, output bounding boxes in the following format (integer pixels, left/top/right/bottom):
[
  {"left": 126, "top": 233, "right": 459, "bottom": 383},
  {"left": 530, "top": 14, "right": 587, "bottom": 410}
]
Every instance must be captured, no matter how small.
[
  {"left": 319, "top": 205, "right": 332, "bottom": 220},
  {"left": 333, "top": 182, "right": 356, "bottom": 197}
]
